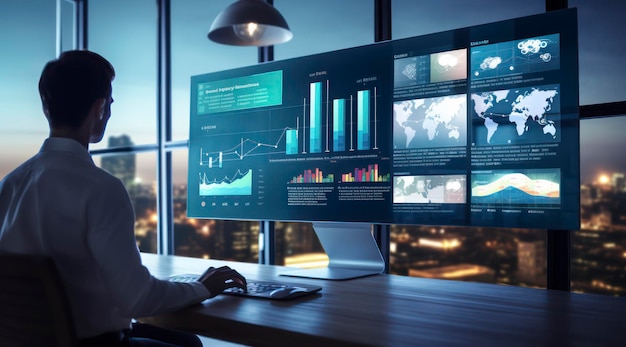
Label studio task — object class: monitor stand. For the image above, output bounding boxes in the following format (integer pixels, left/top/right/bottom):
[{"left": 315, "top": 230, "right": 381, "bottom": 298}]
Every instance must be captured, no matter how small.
[{"left": 279, "top": 222, "right": 385, "bottom": 280}]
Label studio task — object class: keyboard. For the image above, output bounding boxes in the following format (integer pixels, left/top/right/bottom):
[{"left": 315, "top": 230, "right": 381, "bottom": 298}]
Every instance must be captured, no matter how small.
[{"left": 168, "top": 274, "right": 322, "bottom": 300}]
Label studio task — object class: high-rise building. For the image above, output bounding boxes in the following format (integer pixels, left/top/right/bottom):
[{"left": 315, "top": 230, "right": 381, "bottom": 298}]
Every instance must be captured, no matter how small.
[
  {"left": 580, "top": 184, "right": 592, "bottom": 206},
  {"left": 612, "top": 173, "right": 625, "bottom": 193},
  {"left": 517, "top": 239, "right": 546, "bottom": 286},
  {"left": 101, "top": 135, "right": 136, "bottom": 189},
  {"left": 209, "top": 220, "right": 259, "bottom": 262}
]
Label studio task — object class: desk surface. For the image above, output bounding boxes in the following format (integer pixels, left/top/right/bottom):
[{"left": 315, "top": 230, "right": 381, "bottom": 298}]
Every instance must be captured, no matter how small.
[{"left": 140, "top": 253, "right": 626, "bottom": 347}]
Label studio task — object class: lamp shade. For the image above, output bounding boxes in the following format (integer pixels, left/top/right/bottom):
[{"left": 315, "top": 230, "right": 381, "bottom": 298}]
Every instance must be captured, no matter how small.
[{"left": 208, "top": 0, "right": 293, "bottom": 46}]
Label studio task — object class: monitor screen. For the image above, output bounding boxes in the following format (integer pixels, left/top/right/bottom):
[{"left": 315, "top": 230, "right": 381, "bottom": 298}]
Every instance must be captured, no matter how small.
[{"left": 187, "top": 8, "right": 579, "bottom": 230}]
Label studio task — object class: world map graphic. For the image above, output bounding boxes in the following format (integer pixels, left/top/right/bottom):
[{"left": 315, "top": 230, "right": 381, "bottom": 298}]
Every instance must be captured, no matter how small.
[
  {"left": 393, "top": 94, "right": 467, "bottom": 149},
  {"left": 393, "top": 175, "right": 466, "bottom": 204},
  {"left": 471, "top": 84, "right": 560, "bottom": 145}
]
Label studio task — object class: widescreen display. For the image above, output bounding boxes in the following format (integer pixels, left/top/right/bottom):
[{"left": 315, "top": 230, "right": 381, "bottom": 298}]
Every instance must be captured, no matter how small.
[{"left": 187, "top": 9, "right": 579, "bottom": 229}]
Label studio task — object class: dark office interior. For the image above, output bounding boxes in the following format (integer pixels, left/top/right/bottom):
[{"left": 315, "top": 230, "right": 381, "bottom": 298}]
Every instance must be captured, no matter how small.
[{"left": 1, "top": 0, "right": 626, "bottom": 346}]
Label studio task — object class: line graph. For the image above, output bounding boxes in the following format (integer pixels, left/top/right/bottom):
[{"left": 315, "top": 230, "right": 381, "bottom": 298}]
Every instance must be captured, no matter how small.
[{"left": 199, "top": 127, "right": 297, "bottom": 167}]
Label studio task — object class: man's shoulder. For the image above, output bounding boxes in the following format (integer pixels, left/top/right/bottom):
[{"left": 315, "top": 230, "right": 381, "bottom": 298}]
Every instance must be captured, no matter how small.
[
  {"left": 4, "top": 154, "right": 124, "bottom": 191},
  {"left": 0, "top": 155, "right": 39, "bottom": 184}
]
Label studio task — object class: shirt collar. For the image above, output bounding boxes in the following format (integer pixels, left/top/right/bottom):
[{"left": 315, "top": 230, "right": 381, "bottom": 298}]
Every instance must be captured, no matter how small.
[{"left": 39, "top": 137, "right": 95, "bottom": 166}]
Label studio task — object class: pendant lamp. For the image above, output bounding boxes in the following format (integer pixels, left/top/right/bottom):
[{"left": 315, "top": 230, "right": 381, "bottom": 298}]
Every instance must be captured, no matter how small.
[{"left": 208, "top": 0, "right": 293, "bottom": 46}]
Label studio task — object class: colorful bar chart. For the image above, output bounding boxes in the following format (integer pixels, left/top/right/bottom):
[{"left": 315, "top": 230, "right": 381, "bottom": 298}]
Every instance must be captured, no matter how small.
[
  {"left": 289, "top": 168, "right": 334, "bottom": 184},
  {"left": 341, "top": 164, "right": 389, "bottom": 183}
]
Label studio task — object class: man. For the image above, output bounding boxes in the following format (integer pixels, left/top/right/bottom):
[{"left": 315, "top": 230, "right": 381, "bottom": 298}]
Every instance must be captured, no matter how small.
[{"left": 0, "top": 50, "right": 246, "bottom": 346}]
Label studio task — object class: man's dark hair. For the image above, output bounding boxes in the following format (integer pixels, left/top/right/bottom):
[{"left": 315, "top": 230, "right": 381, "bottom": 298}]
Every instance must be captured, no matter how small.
[{"left": 38, "top": 50, "right": 115, "bottom": 128}]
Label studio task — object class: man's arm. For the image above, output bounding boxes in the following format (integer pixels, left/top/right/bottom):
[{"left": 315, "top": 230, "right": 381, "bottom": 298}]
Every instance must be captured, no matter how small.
[{"left": 86, "top": 177, "right": 209, "bottom": 317}]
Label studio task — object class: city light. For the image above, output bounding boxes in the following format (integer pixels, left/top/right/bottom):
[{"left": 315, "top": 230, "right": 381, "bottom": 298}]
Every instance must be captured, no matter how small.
[
  {"left": 598, "top": 174, "right": 610, "bottom": 185},
  {"left": 284, "top": 253, "right": 329, "bottom": 269},
  {"left": 440, "top": 266, "right": 484, "bottom": 279},
  {"left": 418, "top": 238, "right": 461, "bottom": 250},
  {"left": 200, "top": 225, "right": 210, "bottom": 236}
]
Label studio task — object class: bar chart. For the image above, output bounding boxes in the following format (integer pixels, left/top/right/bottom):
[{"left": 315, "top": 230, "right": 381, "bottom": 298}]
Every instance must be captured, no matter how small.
[
  {"left": 340, "top": 164, "right": 390, "bottom": 183},
  {"left": 302, "top": 79, "right": 379, "bottom": 154},
  {"left": 289, "top": 168, "right": 335, "bottom": 184}
]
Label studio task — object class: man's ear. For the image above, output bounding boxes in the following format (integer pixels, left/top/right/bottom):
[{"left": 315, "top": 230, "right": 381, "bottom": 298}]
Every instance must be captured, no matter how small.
[{"left": 90, "top": 98, "right": 107, "bottom": 120}]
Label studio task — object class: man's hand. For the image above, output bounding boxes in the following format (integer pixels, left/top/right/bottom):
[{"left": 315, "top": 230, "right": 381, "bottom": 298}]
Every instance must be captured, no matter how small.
[{"left": 197, "top": 266, "right": 247, "bottom": 298}]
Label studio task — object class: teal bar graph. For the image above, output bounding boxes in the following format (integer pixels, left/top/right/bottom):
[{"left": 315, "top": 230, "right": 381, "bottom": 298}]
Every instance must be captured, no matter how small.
[
  {"left": 333, "top": 99, "right": 345, "bottom": 151},
  {"left": 286, "top": 129, "right": 298, "bottom": 155},
  {"left": 310, "top": 82, "right": 322, "bottom": 153},
  {"left": 357, "top": 90, "right": 370, "bottom": 150}
]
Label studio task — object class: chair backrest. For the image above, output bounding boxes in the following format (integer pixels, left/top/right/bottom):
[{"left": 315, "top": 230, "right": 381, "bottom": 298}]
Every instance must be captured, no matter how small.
[{"left": 0, "top": 253, "right": 77, "bottom": 347}]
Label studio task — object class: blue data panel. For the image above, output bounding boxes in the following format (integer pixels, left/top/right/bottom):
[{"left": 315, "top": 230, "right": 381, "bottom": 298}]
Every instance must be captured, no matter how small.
[{"left": 187, "top": 9, "right": 579, "bottom": 230}]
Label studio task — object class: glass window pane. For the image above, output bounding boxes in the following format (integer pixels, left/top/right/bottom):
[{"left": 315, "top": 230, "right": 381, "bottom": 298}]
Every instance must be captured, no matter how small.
[
  {"left": 392, "top": 0, "right": 544, "bottom": 39},
  {"left": 274, "top": 222, "right": 327, "bottom": 268},
  {"left": 88, "top": 0, "right": 157, "bottom": 149},
  {"left": 171, "top": 1, "right": 258, "bottom": 141},
  {"left": 172, "top": 148, "right": 259, "bottom": 263},
  {"left": 274, "top": 0, "right": 374, "bottom": 60},
  {"left": 570, "top": 1, "right": 626, "bottom": 105},
  {"left": 574, "top": 115, "right": 626, "bottom": 296},
  {"left": 390, "top": 225, "right": 546, "bottom": 287},
  {"left": 0, "top": 1, "right": 55, "bottom": 179},
  {"left": 94, "top": 150, "right": 158, "bottom": 253},
  {"left": 59, "top": 0, "right": 75, "bottom": 51}
]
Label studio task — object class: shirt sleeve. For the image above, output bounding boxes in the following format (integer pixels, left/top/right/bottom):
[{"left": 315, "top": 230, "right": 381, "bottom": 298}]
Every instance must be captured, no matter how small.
[{"left": 85, "top": 175, "right": 211, "bottom": 318}]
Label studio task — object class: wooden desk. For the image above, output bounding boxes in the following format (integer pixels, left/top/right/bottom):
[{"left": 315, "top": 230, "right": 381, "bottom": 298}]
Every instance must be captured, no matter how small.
[{"left": 140, "top": 253, "right": 626, "bottom": 346}]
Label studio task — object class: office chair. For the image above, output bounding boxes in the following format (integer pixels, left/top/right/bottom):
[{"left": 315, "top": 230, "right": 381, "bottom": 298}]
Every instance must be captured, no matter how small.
[{"left": 0, "top": 253, "right": 77, "bottom": 347}]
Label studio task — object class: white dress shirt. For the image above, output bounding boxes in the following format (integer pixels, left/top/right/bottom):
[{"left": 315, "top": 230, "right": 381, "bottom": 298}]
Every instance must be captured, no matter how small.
[{"left": 0, "top": 137, "right": 210, "bottom": 338}]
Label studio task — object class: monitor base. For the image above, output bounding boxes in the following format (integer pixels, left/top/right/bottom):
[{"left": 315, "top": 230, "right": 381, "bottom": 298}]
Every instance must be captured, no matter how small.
[
  {"left": 278, "top": 222, "right": 385, "bottom": 280},
  {"left": 280, "top": 266, "right": 381, "bottom": 280}
]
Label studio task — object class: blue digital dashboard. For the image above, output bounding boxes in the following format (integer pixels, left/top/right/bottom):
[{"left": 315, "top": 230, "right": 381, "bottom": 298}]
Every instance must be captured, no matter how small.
[{"left": 187, "top": 8, "right": 579, "bottom": 230}]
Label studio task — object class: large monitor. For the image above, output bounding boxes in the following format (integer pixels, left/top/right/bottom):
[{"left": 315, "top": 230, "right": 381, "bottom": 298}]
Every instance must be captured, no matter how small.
[{"left": 187, "top": 9, "right": 579, "bottom": 279}]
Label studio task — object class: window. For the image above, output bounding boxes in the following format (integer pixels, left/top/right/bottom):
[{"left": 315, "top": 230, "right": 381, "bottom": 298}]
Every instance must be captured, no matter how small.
[
  {"left": 88, "top": 0, "right": 158, "bottom": 149},
  {"left": 390, "top": 225, "right": 546, "bottom": 287},
  {"left": 573, "top": 115, "right": 626, "bottom": 296},
  {"left": 87, "top": 0, "right": 160, "bottom": 251},
  {"left": 274, "top": 0, "right": 374, "bottom": 60},
  {"left": 392, "top": 0, "right": 544, "bottom": 39},
  {"left": 94, "top": 150, "right": 158, "bottom": 253},
  {"left": 570, "top": 0, "right": 626, "bottom": 105},
  {"left": 170, "top": 1, "right": 259, "bottom": 262},
  {"left": 274, "top": 222, "right": 327, "bottom": 268},
  {"left": 0, "top": 0, "right": 56, "bottom": 179},
  {"left": 171, "top": 0, "right": 258, "bottom": 141}
]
